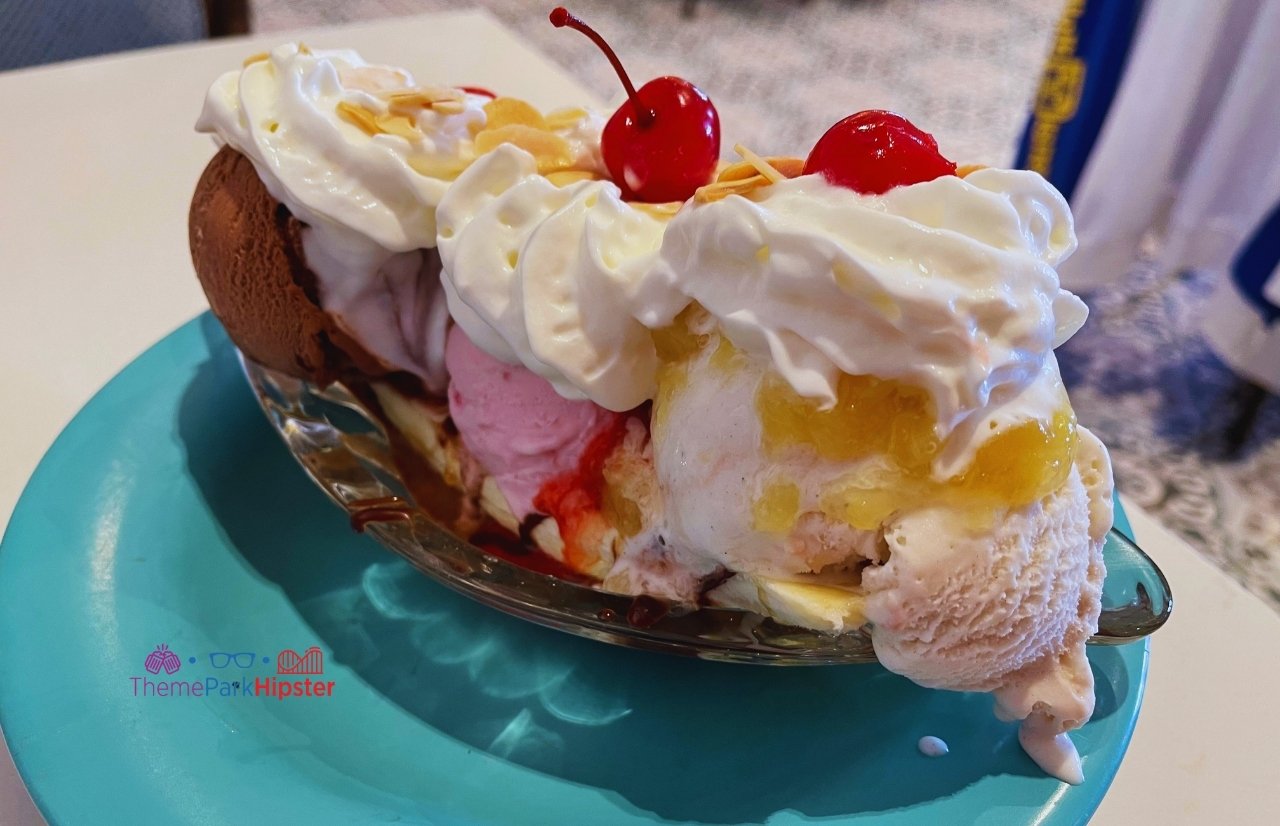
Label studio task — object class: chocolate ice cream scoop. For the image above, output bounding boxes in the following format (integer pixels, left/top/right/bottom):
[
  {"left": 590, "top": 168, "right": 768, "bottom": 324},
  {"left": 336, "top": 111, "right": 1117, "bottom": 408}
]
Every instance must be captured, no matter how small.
[{"left": 189, "top": 146, "right": 349, "bottom": 385}]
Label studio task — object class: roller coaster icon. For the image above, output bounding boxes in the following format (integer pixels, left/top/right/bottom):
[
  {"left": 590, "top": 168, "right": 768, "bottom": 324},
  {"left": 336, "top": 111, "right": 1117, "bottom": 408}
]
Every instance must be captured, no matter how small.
[{"left": 275, "top": 646, "right": 324, "bottom": 675}]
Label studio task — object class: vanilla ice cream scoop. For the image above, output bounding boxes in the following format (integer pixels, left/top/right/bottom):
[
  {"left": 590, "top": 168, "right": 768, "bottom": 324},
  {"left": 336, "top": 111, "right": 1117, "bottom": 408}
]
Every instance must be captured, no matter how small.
[
  {"left": 649, "top": 315, "right": 1111, "bottom": 782},
  {"left": 636, "top": 168, "right": 1110, "bottom": 783},
  {"left": 649, "top": 319, "right": 882, "bottom": 581},
  {"left": 863, "top": 429, "right": 1113, "bottom": 783}
]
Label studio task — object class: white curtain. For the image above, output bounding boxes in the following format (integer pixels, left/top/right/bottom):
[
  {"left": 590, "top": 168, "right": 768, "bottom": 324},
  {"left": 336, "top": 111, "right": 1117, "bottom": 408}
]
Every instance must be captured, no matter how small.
[{"left": 1059, "top": 0, "right": 1280, "bottom": 390}]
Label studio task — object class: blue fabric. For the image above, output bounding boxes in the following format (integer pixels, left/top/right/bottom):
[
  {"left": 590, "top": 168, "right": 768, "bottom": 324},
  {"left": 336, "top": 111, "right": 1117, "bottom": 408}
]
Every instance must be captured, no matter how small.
[
  {"left": 0, "top": 0, "right": 206, "bottom": 72},
  {"left": 1014, "top": 0, "right": 1144, "bottom": 202},
  {"left": 1230, "top": 199, "right": 1280, "bottom": 324}
]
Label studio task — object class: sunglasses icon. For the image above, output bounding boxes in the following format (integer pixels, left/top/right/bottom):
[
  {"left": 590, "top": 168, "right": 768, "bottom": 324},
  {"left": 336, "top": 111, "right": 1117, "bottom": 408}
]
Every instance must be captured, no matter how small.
[{"left": 209, "top": 652, "right": 256, "bottom": 669}]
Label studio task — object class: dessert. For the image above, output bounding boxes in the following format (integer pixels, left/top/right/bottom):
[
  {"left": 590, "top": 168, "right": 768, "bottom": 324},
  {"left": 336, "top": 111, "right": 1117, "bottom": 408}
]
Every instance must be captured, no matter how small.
[{"left": 190, "top": 11, "right": 1116, "bottom": 784}]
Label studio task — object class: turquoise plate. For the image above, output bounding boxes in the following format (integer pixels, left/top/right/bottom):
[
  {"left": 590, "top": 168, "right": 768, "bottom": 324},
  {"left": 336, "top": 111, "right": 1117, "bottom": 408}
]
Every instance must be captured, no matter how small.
[{"left": 0, "top": 314, "right": 1148, "bottom": 825}]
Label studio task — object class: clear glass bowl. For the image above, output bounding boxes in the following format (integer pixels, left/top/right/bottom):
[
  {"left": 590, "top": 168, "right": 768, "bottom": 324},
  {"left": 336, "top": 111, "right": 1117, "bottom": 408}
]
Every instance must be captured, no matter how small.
[{"left": 242, "top": 355, "right": 1172, "bottom": 665}]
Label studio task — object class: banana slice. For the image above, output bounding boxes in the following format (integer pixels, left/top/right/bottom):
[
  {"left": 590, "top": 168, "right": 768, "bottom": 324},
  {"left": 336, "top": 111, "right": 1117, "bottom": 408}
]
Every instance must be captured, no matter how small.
[
  {"left": 372, "top": 384, "right": 454, "bottom": 479},
  {"left": 707, "top": 575, "right": 867, "bottom": 634}
]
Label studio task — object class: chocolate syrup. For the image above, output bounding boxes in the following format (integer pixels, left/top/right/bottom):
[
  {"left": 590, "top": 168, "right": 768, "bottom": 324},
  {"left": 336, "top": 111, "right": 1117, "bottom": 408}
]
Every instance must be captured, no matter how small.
[
  {"left": 626, "top": 595, "right": 670, "bottom": 629},
  {"left": 696, "top": 567, "right": 735, "bottom": 605},
  {"left": 469, "top": 529, "right": 596, "bottom": 584},
  {"left": 348, "top": 496, "right": 416, "bottom": 533},
  {"left": 517, "top": 513, "right": 548, "bottom": 547}
]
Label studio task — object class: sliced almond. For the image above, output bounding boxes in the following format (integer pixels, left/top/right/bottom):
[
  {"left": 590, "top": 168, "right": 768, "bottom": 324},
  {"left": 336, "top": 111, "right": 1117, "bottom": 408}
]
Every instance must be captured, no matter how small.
[
  {"left": 407, "top": 154, "right": 470, "bottom": 181},
  {"left": 431, "top": 100, "right": 467, "bottom": 116},
  {"left": 768, "top": 157, "right": 806, "bottom": 178},
  {"left": 475, "top": 124, "right": 574, "bottom": 173},
  {"left": 385, "top": 92, "right": 432, "bottom": 111},
  {"left": 956, "top": 163, "right": 987, "bottom": 178},
  {"left": 733, "top": 144, "right": 785, "bottom": 184},
  {"left": 717, "top": 155, "right": 805, "bottom": 184},
  {"left": 545, "top": 106, "right": 590, "bottom": 131},
  {"left": 242, "top": 51, "right": 269, "bottom": 67},
  {"left": 481, "top": 97, "right": 547, "bottom": 132},
  {"left": 716, "top": 159, "right": 765, "bottom": 183},
  {"left": 335, "top": 101, "right": 381, "bottom": 136},
  {"left": 375, "top": 112, "right": 420, "bottom": 141},
  {"left": 694, "top": 173, "right": 771, "bottom": 204},
  {"left": 545, "top": 169, "right": 601, "bottom": 187},
  {"left": 384, "top": 87, "right": 462, "bottom": 113},
  {"left": 339, "top": 64, "right": 413, "bottom": 95}
]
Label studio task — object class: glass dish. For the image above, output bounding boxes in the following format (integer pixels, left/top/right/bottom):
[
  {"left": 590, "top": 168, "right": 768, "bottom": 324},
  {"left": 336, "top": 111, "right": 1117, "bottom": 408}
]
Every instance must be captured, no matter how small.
[{"left": 242, "top": 355, "right": 1172, "bottom": 665}]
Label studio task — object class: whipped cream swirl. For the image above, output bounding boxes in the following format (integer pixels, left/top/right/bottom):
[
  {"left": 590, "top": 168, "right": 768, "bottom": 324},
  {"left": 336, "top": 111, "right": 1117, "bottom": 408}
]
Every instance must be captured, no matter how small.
[
  {"left": 196, "top": 43, "right": 488, "bottom": 251},
  {"left": 643, "top": 170, "right": 1087, "bottom": 438},
  {"left": 438, "top": 159, "right": 1087, "bottom": 438},
  {"left": 437, "top": 144, "right": 670, "bottom": 411}
]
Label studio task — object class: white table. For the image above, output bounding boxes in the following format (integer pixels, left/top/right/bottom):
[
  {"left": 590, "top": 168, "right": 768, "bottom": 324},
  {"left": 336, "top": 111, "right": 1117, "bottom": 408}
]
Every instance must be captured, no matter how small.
[{"left": 2, "top": 10, "right": 1277, "bottom": 825}]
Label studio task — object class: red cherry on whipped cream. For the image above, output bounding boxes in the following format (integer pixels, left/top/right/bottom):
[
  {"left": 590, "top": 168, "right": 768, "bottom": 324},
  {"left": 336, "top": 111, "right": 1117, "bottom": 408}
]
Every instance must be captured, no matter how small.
[
  {"left": 549, "top": 6, "right": 720, "bottom": 203},
  {"left": 804, "top": 110, "right": 956, "bottom": 195}
]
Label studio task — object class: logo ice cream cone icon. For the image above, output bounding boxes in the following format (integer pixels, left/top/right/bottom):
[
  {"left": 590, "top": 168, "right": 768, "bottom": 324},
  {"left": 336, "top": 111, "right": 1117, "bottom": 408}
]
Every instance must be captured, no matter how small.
[{"left": 144, "top": 644, "right": 182, "bottom": 675}]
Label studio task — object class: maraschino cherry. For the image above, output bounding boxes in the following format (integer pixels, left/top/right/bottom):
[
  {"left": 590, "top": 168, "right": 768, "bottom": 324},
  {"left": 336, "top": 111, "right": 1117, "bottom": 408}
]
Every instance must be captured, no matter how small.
[
  {"left": 549, "top": 7, "right": 719, "bottom": 202},
  {"left": 804, "top": 110, "right": 956, "bottom": 195}
]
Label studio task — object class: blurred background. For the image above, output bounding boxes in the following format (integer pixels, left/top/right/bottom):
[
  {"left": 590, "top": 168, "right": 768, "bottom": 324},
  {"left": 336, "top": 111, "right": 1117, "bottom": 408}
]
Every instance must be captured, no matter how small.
[{"left": 4, "top": 0, "right": 1278, "bottom": 611}]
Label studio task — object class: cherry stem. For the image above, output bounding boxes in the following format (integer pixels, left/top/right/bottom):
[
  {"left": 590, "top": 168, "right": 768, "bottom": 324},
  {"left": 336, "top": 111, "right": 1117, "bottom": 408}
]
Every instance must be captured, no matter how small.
[{"left": 549, "top": 7, "right": 655, "bottom": 128}]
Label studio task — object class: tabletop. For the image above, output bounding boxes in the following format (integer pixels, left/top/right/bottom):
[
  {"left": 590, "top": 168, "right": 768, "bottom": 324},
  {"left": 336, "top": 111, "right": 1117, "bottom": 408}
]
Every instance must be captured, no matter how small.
[{"left": 2, "top": 10, "right": 1278, "bottom": 825}]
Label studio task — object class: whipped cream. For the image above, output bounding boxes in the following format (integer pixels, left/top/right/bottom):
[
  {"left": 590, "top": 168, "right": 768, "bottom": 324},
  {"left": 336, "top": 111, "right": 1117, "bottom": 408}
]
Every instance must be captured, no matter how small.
[
  {"left": 197, "top": 43, "right": 488, "bottom": 251},
  {"left": 439, "top": 161, "right": 1087, "bottom": 454},
  {"left": 643, "top": 170, "right": 1087, "bottom": 446},
  {"left": 437, "top": 144, "right": 671, "bottom": 411}
]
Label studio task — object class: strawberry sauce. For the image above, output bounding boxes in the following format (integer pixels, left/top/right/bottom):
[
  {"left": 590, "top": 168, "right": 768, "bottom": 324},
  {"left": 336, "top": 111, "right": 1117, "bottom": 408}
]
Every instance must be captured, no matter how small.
[{"left": 532, "top": 412, "right": 631, "bottom": 571}]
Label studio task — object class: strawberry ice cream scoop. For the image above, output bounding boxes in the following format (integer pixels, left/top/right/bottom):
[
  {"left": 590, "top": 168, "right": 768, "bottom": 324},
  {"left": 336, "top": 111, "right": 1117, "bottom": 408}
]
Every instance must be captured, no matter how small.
[{"left": 445, "top": 324, "right": 616, "bottom": 519}]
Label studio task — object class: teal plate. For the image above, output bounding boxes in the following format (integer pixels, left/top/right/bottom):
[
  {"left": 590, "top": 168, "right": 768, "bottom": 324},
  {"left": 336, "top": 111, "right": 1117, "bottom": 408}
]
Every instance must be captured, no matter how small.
[{"left": 0, "top": 314, "right": 1148, "bottom": 825}]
